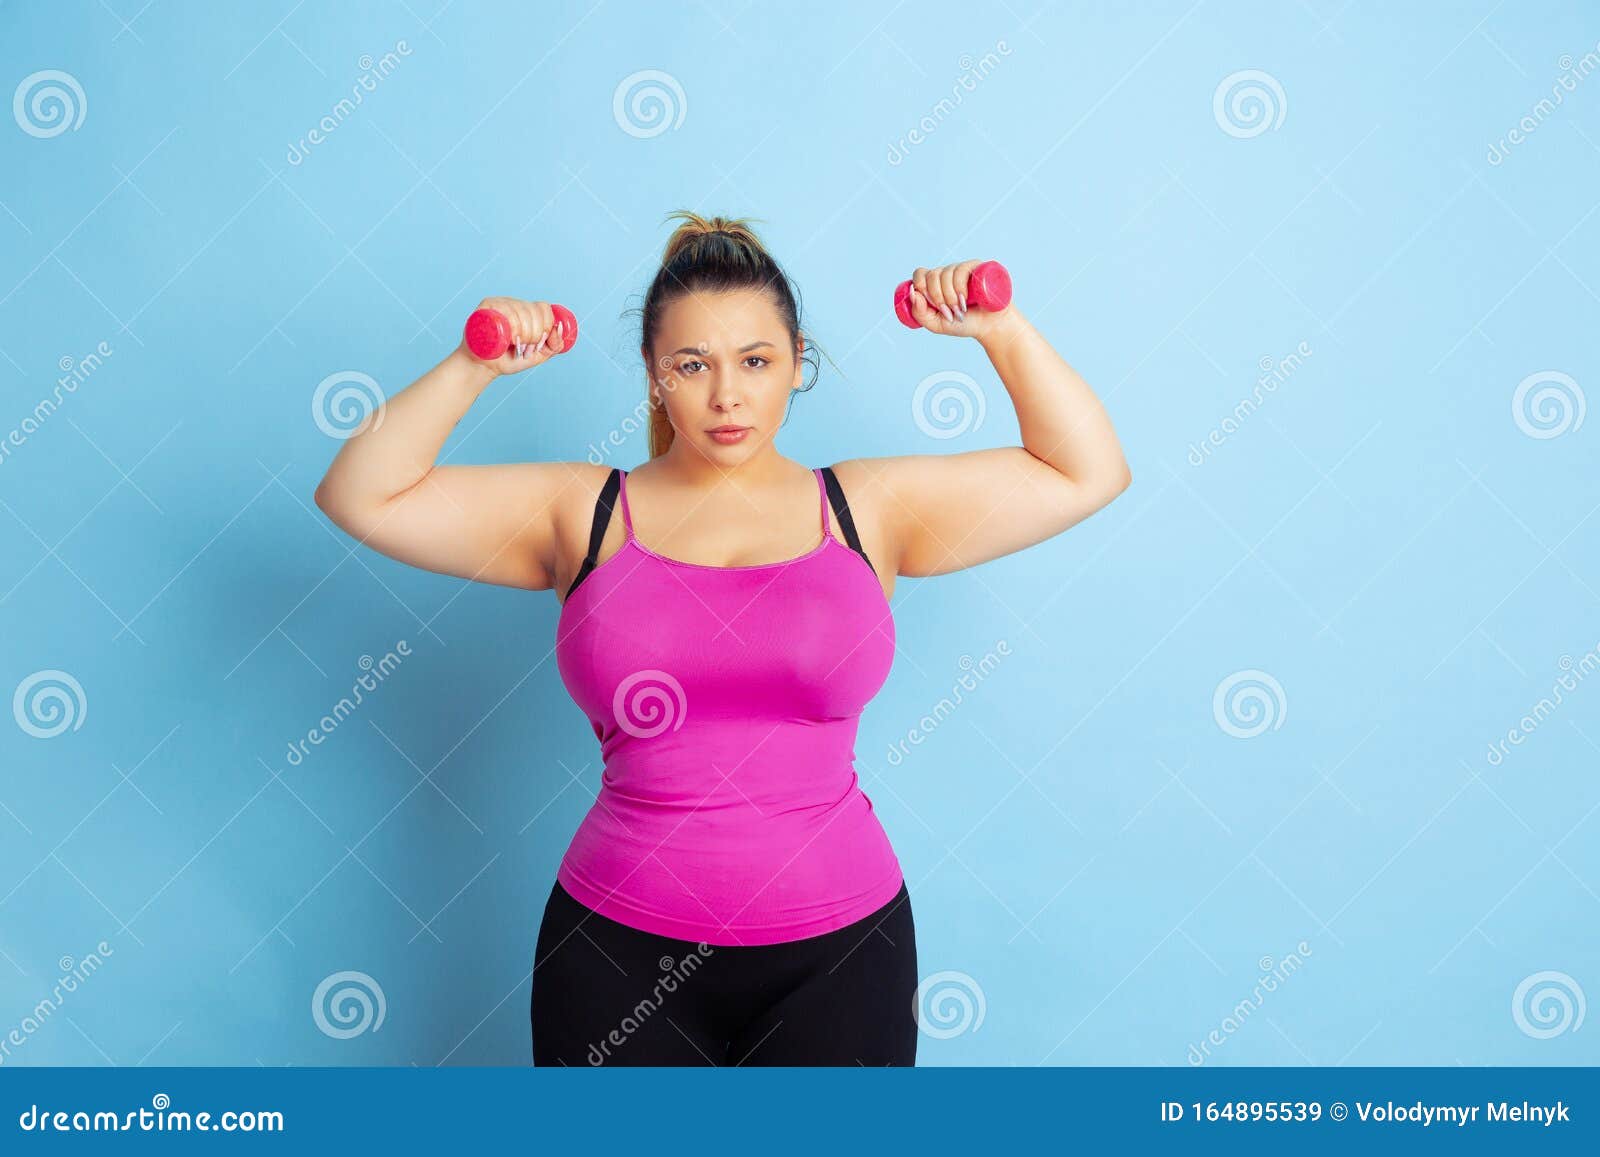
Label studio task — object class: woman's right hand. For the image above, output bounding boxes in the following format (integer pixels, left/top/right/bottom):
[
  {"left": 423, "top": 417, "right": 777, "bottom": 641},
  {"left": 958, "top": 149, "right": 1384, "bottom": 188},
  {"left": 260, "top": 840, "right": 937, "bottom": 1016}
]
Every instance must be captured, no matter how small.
[{"left": 463, "top": 297, "right": 568, "bottom": 375}]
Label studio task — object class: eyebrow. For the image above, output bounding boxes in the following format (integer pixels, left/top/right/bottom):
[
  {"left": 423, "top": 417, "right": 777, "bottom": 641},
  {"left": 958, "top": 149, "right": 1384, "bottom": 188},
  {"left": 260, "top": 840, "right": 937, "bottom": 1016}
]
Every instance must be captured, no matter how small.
[{"left": 671, "top": 341, "right": 777, "bottom": 356}]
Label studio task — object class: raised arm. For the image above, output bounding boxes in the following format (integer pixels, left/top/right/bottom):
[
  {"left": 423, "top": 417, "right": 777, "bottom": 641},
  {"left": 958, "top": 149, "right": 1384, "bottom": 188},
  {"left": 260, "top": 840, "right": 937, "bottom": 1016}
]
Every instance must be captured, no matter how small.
[
  {"left": 845, "top": 260, "right": 1132, "bottom": 578},
  {"left": 312, "top": 297, "right": 583, "bottom": 592}
]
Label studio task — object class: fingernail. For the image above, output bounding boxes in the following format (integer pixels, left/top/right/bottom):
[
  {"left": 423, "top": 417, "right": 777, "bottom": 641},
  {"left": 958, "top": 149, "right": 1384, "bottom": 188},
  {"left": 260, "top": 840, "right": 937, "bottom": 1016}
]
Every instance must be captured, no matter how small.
[
  {"left": 941, "top": 305, "right": 953, "bottom": 322},
  {"left": 960, "top": 294, "right": 967, "bottom": 312}
]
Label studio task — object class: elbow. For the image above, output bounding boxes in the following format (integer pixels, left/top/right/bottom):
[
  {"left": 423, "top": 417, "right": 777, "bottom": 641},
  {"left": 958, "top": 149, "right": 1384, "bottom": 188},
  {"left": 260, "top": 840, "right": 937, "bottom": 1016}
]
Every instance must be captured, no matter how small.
[
  {"left": 1082, "top": 463, "right": 1132, "bottom": 508},
  {"left": 313, "top": 479, "right": 350, "bottom": 523},
  {"left": 1078, "top": 465, "right": 1131, "bottom": 516}
]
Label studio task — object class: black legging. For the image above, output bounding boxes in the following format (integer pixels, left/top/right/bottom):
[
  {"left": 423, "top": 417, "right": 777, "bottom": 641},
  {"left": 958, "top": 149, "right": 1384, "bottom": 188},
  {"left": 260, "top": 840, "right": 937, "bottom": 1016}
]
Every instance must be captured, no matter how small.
[{"left": 530, "top": 879, "right": 919, "bottom": 1065}]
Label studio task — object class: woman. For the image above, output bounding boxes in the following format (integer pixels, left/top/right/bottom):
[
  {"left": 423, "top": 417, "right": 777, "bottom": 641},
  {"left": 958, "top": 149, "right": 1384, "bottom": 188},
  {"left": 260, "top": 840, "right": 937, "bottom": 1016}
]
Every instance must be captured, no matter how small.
[{"left": 313, "top": 212, "right": 1131, "bottom": 1065}]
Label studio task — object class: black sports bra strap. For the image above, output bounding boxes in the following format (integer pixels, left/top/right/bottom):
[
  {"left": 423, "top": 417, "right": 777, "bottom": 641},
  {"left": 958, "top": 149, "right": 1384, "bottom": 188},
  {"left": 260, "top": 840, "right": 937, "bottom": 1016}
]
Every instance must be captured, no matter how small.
[
  {"left": 820, "top": 465, "right": 875, "bottom": 574},
  {"left": 565, "top": 468, "right": 622, "bottom": 600}
]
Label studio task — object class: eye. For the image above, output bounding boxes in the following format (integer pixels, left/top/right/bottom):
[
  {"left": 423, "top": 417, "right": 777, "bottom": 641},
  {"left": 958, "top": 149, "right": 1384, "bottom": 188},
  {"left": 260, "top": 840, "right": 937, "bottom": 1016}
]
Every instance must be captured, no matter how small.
[
  {"left": 743, "top": 356, "right": 769, "bottom": 369},
  {"left": 680, "top": 359, "right": 707, "bottom": 373}
]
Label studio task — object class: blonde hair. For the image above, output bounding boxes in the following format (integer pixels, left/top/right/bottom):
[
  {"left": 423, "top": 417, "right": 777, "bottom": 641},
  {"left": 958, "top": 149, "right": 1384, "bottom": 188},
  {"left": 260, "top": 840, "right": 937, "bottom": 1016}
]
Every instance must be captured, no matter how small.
[
  {"left": 661, "top": 210, "right": 767, "bottom": 264},
  {"left": 642, "top": 211, "right": 809, "bottom": 458}
]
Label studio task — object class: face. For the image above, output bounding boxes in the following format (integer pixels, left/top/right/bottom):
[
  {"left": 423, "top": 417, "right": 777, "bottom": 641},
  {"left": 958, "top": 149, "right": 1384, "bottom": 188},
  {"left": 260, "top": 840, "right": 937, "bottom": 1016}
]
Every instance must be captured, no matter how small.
[{"left": 647, "top": 288, "right": 804, "bottom": 462}]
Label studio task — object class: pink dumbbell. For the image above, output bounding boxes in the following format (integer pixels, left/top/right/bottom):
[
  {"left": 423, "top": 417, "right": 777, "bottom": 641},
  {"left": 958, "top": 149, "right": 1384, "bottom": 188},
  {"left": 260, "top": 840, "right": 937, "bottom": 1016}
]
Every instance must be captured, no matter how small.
[
  {"left": 463, "top": 303, "right": 579, "bottom": 360},
  {"left": 893, "top": 261, "right": 1011, "bottom": 328}
]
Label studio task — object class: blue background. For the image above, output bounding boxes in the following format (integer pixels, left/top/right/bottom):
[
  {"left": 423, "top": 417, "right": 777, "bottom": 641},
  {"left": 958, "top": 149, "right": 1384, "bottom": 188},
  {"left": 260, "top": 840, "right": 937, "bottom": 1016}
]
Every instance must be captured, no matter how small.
[{"left": 1, "top": 0, "right": 1596, "bottom": 1067}]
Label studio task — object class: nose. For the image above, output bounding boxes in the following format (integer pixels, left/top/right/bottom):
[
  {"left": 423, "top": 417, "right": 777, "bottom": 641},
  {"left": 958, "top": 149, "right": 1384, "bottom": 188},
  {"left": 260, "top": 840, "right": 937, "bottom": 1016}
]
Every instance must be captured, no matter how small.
[{"left": 708, "top": 369, "right": 743, "bottom": 410}]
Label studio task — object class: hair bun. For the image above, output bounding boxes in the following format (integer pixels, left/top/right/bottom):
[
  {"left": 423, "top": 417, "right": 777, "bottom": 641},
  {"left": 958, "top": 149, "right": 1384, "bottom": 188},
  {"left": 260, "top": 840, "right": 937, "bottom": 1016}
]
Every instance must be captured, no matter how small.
[{"left": 660, "top": 210, "right": 769, "bottom": 264}]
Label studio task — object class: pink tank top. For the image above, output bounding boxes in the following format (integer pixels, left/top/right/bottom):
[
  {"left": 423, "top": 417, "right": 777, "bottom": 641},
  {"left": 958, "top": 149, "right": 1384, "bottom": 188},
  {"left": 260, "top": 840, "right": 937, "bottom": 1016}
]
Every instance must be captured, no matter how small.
[{"left": 553, "top": 466, "right": 903, "bottom": 946}]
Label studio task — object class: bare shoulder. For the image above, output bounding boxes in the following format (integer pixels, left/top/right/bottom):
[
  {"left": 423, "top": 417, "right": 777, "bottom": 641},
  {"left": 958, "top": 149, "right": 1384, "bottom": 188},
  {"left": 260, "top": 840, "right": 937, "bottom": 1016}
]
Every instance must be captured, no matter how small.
[
  {"left": 548, "top": 459, "right": 619, "bottom": 511},
  {"left": 545, "top": 456, "right": 619, "bottom": 544},
  {"left": 828, "top": 448, "right": 1123, "bottom": 578},
  {"left": 822, "top": 456, "right": 905, "bottom": 575},
  {"left": 545, "top": 460, "right": 628, "bottom": 597}
]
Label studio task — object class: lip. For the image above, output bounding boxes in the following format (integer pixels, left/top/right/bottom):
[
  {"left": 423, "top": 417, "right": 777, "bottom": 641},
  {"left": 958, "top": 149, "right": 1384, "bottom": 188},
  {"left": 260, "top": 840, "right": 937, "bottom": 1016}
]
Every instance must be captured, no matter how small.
[
  {"left": 706, "top": 425, "right": 750, "bottom": 432},
  {"left": 707, "top": 425, "right": 751, "bottom": 444}
]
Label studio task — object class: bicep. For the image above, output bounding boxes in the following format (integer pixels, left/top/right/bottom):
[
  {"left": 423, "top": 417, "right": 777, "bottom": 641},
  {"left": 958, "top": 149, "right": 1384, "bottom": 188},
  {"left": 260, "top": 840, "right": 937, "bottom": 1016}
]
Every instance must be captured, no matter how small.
[
  {"left": 851, "top": 448, "right": 1128, "bottom": 578},
  {"left": 318, "top": 461, "right": 583, "bottom": 591}
]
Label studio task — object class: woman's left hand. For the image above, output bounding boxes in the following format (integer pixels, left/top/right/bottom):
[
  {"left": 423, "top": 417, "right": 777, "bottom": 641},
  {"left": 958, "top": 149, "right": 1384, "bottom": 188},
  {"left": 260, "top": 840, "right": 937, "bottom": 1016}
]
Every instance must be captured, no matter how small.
[{"left": 904, "top": 259, "right": 1009, "bottom": 338}]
